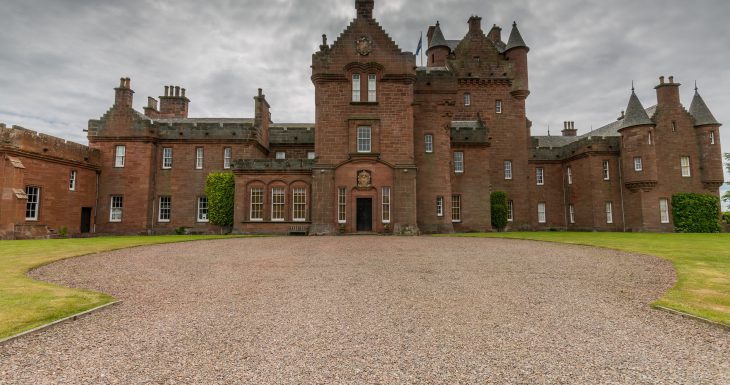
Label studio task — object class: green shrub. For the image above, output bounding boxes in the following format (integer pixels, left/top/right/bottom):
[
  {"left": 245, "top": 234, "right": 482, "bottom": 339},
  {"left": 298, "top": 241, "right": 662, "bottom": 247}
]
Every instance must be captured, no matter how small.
[
  {"left": 58, "top": 226, "right": 68, "bottom": 238},
  {"left": 671, "top": 193, "right": 721, "bottom": 233},
  {"left": 722, "top": 212, "right": 730, "bottom": 224},
  {"left": 205, "top": 172, "right": 235, "bottom": 227},
  {"left": 174, "top": 227, "right": 188, "bottom": 235},
  {"left": 490, "top": 191, "right": 508, "bottom": 232}
]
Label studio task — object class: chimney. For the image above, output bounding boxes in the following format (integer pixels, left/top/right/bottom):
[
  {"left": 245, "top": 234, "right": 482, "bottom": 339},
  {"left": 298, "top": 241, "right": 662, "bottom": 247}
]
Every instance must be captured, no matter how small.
[
  {"left": 355, "top": 0, "right": 374, "bottom": 19},
  {"left": 488, "top": 24, "right": 502, "bottom": 42},
  {"left": 561, "top": 121, "right": 577, "bottom": 136},
  {"left": 159, "top": 84, "right": 190, "bottom": 118},
  {"left": 114, "top": 77, "right": 134, "bottom": 107},
  {"left": 143, "top": 97, "right": 159, "bottom": 118},
  {"left": 254, "top": 88, "right": 271, "bottom": 147},
  {"left": 468, "top": 15, "right": 483, "bottom": 34},
  {"left": 655, "top": 74, "right": 681, "bottom": 107}
]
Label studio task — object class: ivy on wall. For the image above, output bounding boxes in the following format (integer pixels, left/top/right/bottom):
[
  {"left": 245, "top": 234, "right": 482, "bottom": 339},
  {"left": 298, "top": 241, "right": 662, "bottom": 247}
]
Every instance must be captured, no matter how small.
[
  {"left": 490, "top": 191, "right": 508, "bottom": 232},
  {"left": 671, "top": 193, "right": 721, "bottom": 233},
  {"left": 205, "top": 172, "right": 235, "bottom": 227}
]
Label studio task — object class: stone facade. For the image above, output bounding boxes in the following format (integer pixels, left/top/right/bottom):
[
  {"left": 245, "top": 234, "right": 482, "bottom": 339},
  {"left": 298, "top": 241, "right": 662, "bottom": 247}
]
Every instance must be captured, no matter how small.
[{"left": 0, "top": 1, "right": 723, "bottom": 238}]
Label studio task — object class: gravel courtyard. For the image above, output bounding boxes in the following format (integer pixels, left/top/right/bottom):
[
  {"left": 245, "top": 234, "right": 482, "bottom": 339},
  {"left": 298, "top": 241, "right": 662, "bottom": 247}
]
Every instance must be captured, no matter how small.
[{"left": 1, "top": 236, "right": 728, "bottom": 384}]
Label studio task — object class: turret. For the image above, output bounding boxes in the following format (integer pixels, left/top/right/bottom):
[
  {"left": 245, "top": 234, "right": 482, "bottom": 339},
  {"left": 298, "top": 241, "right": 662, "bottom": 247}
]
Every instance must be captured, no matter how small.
[
  {"left": 426, "top": 21, "right": 450, "bottom": 67},
  {"left": 504, "top": 22, "right": 529, "bottom": 99},
  {"left": 619, "top": 86, "right": 658, "bottom": 190},
  {"left": 158, "top": 85, "right": 190, "bottom": 118},
  {"left": 690, "top": 84, "right": 723, "bottom": 189},
  {"left": 114, "top": 77, "right": 133, "bottom": 107}
]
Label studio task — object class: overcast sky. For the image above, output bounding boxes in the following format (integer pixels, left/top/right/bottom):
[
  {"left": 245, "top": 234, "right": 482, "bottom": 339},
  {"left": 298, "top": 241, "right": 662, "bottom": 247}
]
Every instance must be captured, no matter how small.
[{"left": 1, "top": 0, "right": 728, "bottom": 155}]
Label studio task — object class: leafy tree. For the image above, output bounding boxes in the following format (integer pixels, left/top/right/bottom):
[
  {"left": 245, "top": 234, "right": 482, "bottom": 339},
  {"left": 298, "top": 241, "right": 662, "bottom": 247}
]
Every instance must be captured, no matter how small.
[
  {"left": 671, "top": 193, "right": 721, "bottom": 233},
  {"left": 723, "top": 153, "right": 730, "bottom": 204},
  {"left": 490, "top": 191, "right": 508, "bottom": 232},
  {"left": 204, "top": 172, "right": 235, "bottom": 228}
]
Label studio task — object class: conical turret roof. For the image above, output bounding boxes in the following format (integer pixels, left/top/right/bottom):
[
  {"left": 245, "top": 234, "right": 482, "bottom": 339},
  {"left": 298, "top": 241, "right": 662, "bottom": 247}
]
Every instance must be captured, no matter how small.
[
  {"left": 428, "top": 21, "right": 449, "bottom": 49},
  {"left": 689, "top": 88, "right": 720, "bottom": 126},
  {"left": 620, "top": 89, "right": 654, "bottom": 129},
  {"left": 505, "top": 21, "right": 529, "bottom": 52}
]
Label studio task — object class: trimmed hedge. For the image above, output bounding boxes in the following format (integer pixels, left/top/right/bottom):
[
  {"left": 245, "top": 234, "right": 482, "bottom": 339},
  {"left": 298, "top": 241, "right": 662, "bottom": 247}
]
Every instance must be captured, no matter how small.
[
  {"left": 490, "top": 191, "right": 508, "bottom": 232},
  {"left": 205, "top": 172, "right": 235, "bottom": 227},
  {"left": 671, "top": 193, "right": 721, "bottom": 233}
]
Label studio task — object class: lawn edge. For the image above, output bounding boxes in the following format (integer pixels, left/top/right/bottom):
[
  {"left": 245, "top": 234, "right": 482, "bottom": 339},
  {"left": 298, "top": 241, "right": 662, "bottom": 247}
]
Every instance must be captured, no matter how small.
[
  {"left": 653, "top": 305, "right": 730, "bottom": 331},
  {"left": 0, "top": 300, "right": 121, "bottom": 345}
]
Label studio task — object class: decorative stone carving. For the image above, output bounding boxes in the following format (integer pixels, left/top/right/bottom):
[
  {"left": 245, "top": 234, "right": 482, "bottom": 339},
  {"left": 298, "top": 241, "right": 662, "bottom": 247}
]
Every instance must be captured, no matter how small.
[
  {"left": 355, "top": 36, "right": 373, "bottom": 56},
  {"left": 357, "top": 170, "right": 371, "bottom": 188}
]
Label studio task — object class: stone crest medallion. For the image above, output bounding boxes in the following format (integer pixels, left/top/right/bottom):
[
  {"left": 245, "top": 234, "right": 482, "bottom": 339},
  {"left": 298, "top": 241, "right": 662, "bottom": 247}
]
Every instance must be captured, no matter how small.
[
  {"left": 355, "top": 36, "right": 373, "bottom": 56},
  {"left": 357, "top": 170, "right": 372, "bottom": 188}
]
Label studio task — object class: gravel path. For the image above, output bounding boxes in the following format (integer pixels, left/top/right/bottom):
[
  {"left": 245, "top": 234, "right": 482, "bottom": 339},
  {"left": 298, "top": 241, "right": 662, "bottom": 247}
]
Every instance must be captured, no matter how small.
[{"left": 1, "top": 236, "right": 728, "bottom": 384}]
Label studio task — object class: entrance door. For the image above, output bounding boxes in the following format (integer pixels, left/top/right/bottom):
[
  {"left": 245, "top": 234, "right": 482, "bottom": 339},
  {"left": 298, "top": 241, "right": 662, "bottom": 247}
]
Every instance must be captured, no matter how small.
[
  {"left": 80, "top": 207, "right": 92, "bottom": 233},
  {"left": 356, "top": 198, "right": 373, "bottom": 232}
]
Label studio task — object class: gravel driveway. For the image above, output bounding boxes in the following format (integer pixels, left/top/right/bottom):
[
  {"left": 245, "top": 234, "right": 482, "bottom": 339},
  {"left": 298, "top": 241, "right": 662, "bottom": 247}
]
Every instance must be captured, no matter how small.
[{"left": 1, "top": 236, "right": 728, "bottom": 384}]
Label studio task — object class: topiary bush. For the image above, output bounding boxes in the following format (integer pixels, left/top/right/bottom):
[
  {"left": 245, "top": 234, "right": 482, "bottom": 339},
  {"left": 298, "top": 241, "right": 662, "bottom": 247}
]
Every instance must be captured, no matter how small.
[
  {"left": 205, "top": 172, "right": 235, "bottom": 227},
  {"left": 490, "top": 191, "right": 508, "bottom": 232},
  {"left": 671, "top": 193, "right": 721, "bottom": 233}
]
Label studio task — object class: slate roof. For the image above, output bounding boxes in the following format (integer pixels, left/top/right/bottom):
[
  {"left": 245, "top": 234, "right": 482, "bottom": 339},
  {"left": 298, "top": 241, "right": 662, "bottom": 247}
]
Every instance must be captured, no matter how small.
[
  {"left": 620, "top": 91, "right": 654, "bottom": 129},
  {"left": 689, "top": 90, "right": 720, "bottom": 126},
  {"left": 269, "top": 124, "right": 315, "bottom": 145},
  {"left": 505, "top": 22, "right": 529, "bottom": 52},
  {"left": 429, "top": 22, "right": 449, "bottom": 49},
  {"left": 450, "top": 120, "right": 489, "bottom": 144}
]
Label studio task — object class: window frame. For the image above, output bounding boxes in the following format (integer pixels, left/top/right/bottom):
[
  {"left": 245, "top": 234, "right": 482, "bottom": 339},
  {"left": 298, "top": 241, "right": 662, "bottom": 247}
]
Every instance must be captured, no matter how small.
[
  {"left": 223, "top": 147, "right": 232, "bottom": 169},
  {"left": 307, "top": 151, "right": 316, "bottom": 160},
  {"left": 451, "top": 195, "right": 461, "bottom": 223},
  {"left": 338, "top": 187, "right": 347, "bottom": 223},
  {"left": 25, "top": 186, "right": 40, "bottom": 221},
  {"left": 495, "top": 99, "right": 502, "bottom": 114},
  {"left": 197, "top": 196, "right": 209, "bottom": 222},
  {"left": 710, "top": 131, "right": 716, "bottom": 145},
  {"left": 464, "top": 93, "right": 471, "bottom": 107},
  {"left": 680, "top": 156, "right": 691, "bottom": 177},
  {"left": 69, "top": 170, "right": 77, "bottom": 191},
  {"left": 110, "top": 195, "right": 123, "bottom": 222},
  {"left": 424, "top": 134, "right": 433, "bottom": 153},
  {"left": 158, "top": 196, "right": 171, "bottom": 222},
  {"left": 292, "top": 187, "right": 307, "bottom": 222},
  {"left": 357, "top": 126, "right": 372, "bottom": 153},
  {"left": 537, "top": 202, "right": 546, "bottom": 224},
  {"left": 602, "top": 160, "right": 610, "bottom": 180},
  {"left": 250, "top": 188, "right": 264, "bottom": 221},
  {"left": 381, "top": 187, "right": 391, "bottom": 223},
  {"left": 567, "top": 166, "right": 573, "bottom": 185},
  {"left": 436, "top": 196, "right": 444, "bottom": 217},
  {"left": 659, "top": 198, "right": 670, "bottom": 224},
  {"left": 352, "top": 74, "right": 361, "bottom": 102},
  {"left": 275, "top": 151, "right": 286, "bottom": 160},
  {"left": 271, "top": 187, "right": 285, "bottom": 221},
  {"left": 162, "top": 147, "right": 173, "bottom": 169},
  {"left": 504, "top": 160, "right": 513, "bottom": 180},
  {"left": 536, "top": 167, "right": 544, "bottom": 185},
  {"left": 114, "top": 145, "right": 125, "bottom": 168},
  {"left": 606, "top": 201, "right": 614, "bottom": 224},
  {"left": 569, "top": 204, "right": 575, "bottom": 224},
  {"left": 195, "top": 147, "right": 204, "bottom": 169},
  {"left": 454, "top": 151, "right": 464, "bottom": 174},
  {"left": 507, "top": 200, "right": 514, "bottom": 222},
  {"left": 367, "top": 74, "right": 377, "bottom": 102}
]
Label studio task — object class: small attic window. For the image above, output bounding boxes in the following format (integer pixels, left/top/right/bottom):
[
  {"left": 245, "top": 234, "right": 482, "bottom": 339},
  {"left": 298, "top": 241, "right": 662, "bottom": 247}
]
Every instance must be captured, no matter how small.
[{"left": 474, "top": 56, "right": 480, "bottom": 63}]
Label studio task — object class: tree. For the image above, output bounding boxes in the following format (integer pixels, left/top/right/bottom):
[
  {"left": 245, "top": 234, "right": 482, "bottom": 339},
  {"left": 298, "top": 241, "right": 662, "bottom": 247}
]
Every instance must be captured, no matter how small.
[
  {"left": 723, "top": 153, "right": 730, "bottom": 204},
  {"left": 671, "top": 193, "right": 721, "bottom": 233},
  {"left": 204, "top": 172, "right": 235, "bottom": 228},
  {"left": 490, "top": 191, "right": 508, "bottom": 232}
]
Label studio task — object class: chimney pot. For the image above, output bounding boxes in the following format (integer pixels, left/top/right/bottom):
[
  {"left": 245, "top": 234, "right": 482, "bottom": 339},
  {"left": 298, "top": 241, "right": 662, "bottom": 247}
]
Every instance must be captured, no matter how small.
[
  {"left": 669, "top": 76, "right": 674, "bottom": 84},
  {"left": 258, "top": 88, "right": 263, "bottom": 97},
  {"left": 659, "top": 76, "right": 665, "bottom": 84},
  {"left": 174, "top": 86, "right": 180, "bottom": 97},
  {"left": 119, "top": 78, "right": 125, "bottom": 88},
  {"left": 181, "top": 88, "right": 186, "bottom": 97},
  {"left": 164, "top": 86, "right": 169, "bottom": 96},
  {"left": 125, "top": 78, "right": 130, "bottom": 88}
]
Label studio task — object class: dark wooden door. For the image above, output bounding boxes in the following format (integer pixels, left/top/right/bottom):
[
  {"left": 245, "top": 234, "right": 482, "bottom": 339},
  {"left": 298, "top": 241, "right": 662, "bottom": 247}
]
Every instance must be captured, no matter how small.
[
  {"left": 356, "top": 198, "right": 372, "bottom": 232},
  {"left": 80, "top": 207, "right": 92, "bottom": 233}
]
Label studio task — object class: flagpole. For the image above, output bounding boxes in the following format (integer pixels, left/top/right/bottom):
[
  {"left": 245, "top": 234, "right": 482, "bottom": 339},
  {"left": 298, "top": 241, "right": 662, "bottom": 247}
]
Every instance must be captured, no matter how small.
[{"left": 420, "top": 31, "right": 423, "bottom": 67}]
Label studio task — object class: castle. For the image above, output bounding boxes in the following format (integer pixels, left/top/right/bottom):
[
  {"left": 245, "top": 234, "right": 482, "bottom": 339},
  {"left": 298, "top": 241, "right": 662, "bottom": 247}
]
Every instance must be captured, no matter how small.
[{"left": 0, "top": 0, "right": 723, "bottom": 238}]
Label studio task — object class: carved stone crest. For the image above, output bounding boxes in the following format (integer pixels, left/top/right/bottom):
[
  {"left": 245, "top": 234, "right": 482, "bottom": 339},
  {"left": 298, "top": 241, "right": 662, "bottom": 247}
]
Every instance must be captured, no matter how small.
[
  {"left": 357, "top": 170, "right": 371, "bottom": 188},
  {"left": 355, "top": 36, "right": 373, "bottom": 56}
]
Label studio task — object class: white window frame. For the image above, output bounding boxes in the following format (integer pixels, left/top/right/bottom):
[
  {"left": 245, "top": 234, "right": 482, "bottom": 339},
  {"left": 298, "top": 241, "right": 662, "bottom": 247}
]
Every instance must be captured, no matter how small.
[
  {"left": 537, "top": 202, "right": 546, "bottom": 224},
  {"left": 680, "top": 156, "right": 691, "bottom": 177},
  {"left": 162, "top": 147, "right": 173, "bottom": 169},
  {"left": 464, "top": 93, "right": 471, "bottom": 106},
  {"left": 158, "top": 196, "right": 171, "bottom": 222},
  {"left": 197, "top": 196, "right": 209, "bottom": 222},
  {"left": 195, "top": 147, "right": 204, "bottom": 169},
  {"left": 367, "top": 74, "right": 377, "bottom": 102},
  {"left": 293, "top": 188, "right": 306, "bottom": 222},
  {"left": 276, "top": 151, "right": 286, "bottom": 160},
  {"left": 454, "top": 151, "right": 464, "bottom": 174},
  {"left": 495, "top": 100, "right": 502, "bottom": 114},
  {"left": 452, "top": 195, "right": 461, "bottom": 223},
  {"left": 660, "top": 198, "right": 670, "bottom": 224},
  {"left": 114, "top": 145, "right": 125, "bottom": 168},
  {"left": 634, "top": 157, "right": 643, "bottom": 171},
  {"left": 602, "top": 160, "right": 610, "bottom": 180},
  {"left": 307, "top": 151, "right": 316, "bottom": 160},
  {"left": 569, "top": 204, "right": 575, "bottom": 224},
  {"left": 381, "top": 187, "right": 391, "bottom": 223},
  {"left": 69, "top": 170, "right": 77, "bottom": 191},
  {"left": 25, "top": 186, "right": 40, "bottom": 220},
  {"left": 271, "top": 187, "right": 285, "bottom": 221},
  {"left": 436, "top": 196, "right": 444, "bottom": 217},
  {"left": 507, "top": 200, "right": 514, "bottom": 222},
  {"left": 504, "top": 160, "right": 512, "bottom": 180},
  {"left": 110, "top": 195, "right": 123, "bottom": 222},
  {"left": 357, "top": 126, "right": 371, "bottom": 153},
  {"left": 352, "top": 74, "right": 361, "bottom": 102},
  {"left": 425, "top": 134, "right": 433, "bottom": 153},
  {"left": 223, "top": 147, "right": 232, "bottom": 169},
  {"left": 567, "top": 166, "right": 573, "bottom": 185},
  {"left": 338, "top": 187, "right": 347, "bottom": 223},
  {"left": 250, "top": 188, "right": 264, "bottom": 221},
  {"left": 710, "top": 131, "right": 716, "bottom": 145},
  {"left": 606, "top": 201, "right": 613, "bottom": 224},
  {"left": 536, "top": 167, "right": 544, "bottom": 185}
]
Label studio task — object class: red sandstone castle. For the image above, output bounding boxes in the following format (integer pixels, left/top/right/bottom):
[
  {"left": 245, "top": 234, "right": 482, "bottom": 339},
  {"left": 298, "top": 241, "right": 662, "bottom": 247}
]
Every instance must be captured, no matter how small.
[{"left": 0, "top": 0, "right": 723, "bottom": 238}]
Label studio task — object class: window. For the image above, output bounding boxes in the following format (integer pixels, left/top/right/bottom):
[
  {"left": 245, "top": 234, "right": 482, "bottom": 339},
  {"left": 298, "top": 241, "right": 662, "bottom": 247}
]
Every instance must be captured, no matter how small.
[
  {"left": 110, "top": 196, "right": 123, "bottom": 222},
  {"left": 602, "top": 160, "right": 610, "bottom": 180},
  {"left": 195, "top": 147, "right": 204, "bottom": 169},
  {"left": 606, "top": 201, "right": 613, "bottom": 224},
  {"left": 710, "top": 131, "right": 716, "bottom": 145},
  {"left": 381, "top": 187, "right": 391, "bottom": 223},
  {"left": 352, "top": 74, "right": 361, "bottom": 102},
  {"left": 357, "top": 126, "right": 371, "bottom": 153},
  {"left": 634, "top": 157, "right": 643, "bottom": 171},
  {"left": 660, "top": 198, "right": 670, "bottom": 224},
  {"left": 197, "top": 196, "right": 209, "bottom": 222},
  {"left": 567, "top": 166, "right": 573, "bottom": 185},
  {"left": 250, "top": 188, "right": 264, "bottom": 221},
  {"left": 425, "top": 134, "right": 433, "bottom": 153},
  {"left": 293, "top": 188, "right": 306, "bottom": 221},
  {"left": 307, "top": 151, "right": 316, "bottom": 160},
  {"left": 495, "top": 100, "right": 502, "bottom": 114},
  {"left": 338, "top": 187, "right": 346, "bottom": 223},
  {"left": 680, "top": 156, "right": 691, "bottom": 177},
  {"left": 569, "top": 204, "right": 575, "bottom": 224},
  {"left": 436, "top": 196, "right": 444, "bottom": 217},
  {"left": 162, "top": 147, "right": 173, "bottom": 169},
  {"left": 368, "top": 74, "right": 377, "bottom": 102},
  {"left": 464, "top": 93, "right": 471, "bottom": 106},
  {"left": 671, "top": 121, "right": 677, "bottom": 132},
  {"left": 271, "top": 187, "right": 285, "bottom": 221},
  {"left": 454, "top": 151, "right": 464, "bottom": 173},
  {"left": 507, "top": 200, "right": 514, "bottom": 222},
  {"left": 114, "top": 145, "right": 125, "bottom": 168},
  {"left": 536, "top": 167, "right": 544, "bottom": 185},
  {"left": 452, "top": 195, "right": 461, "bottom": 222},
  {"left": 224, "top": 147, "right": 232, "bottom": 169},
  {"left": 158, "top": 196, "right": 171, "bottom": 222},
  {"left": 276, "top": 151, "right": 286, "bottom": 160},
  {"left": 69, "top": 170, "right": 77, "bottom": 191},
  {"left": 504, "top": 160, "right": 513, "bottom": 180},
  {"left": 537, "top": 202, "right": 546, "bottom": 224},
  {"left": 648, "top": 132, "right": 653, "bottom": 145},
  {"left": 25, "top": 186, "right": 40, "bottom": 220}
]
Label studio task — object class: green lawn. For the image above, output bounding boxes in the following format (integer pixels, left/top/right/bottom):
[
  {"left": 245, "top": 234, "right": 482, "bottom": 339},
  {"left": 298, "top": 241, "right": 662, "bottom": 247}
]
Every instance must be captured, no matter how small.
[
  {"left": 0, "top": 235, "right": 242, "bottom": 340},
  {"left": 441, "top": 232, "right": 730, "bottom": 326}
]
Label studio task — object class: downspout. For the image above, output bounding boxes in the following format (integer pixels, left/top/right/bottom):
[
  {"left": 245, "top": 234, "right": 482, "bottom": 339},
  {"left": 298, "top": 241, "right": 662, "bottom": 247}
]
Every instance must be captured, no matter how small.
[
  {"left": 562, "top": 165, "right": 568, "bottom": 229},
  {"left": 618, "top": 157, "right": 626, "bottom": 232},
  {"left": 94, "top": 171, "right": 99, "bottom": 233}
]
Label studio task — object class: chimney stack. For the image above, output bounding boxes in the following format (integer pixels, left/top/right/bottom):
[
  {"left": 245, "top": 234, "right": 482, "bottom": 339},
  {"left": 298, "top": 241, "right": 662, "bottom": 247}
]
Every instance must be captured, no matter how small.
[
  {"left": 468, "top": 15, "right": 483, "bottom": 34},
  {"left": 488, "top": 24, "right": 502, "bottom": 42},
  {"left": 561, "top": 121, "right": 577, "bottom": 136},
  {"left": 355, "top": 0, "right": 374, "bottom": 19},
  {"left": 655, "top": 75, "right": 681, "bottom": 107},
  {"left": 114, "top": 77, "right": 134, "bottom": 107},
  {"left": 158, "top": 84, "right": 190, "bottom": 118}
]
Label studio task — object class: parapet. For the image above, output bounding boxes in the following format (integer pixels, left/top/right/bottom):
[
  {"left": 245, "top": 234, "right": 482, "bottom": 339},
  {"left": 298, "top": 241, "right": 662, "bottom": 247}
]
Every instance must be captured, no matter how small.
[{"left": 0, "top": 123, "right": 101, "bottom": 166}]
